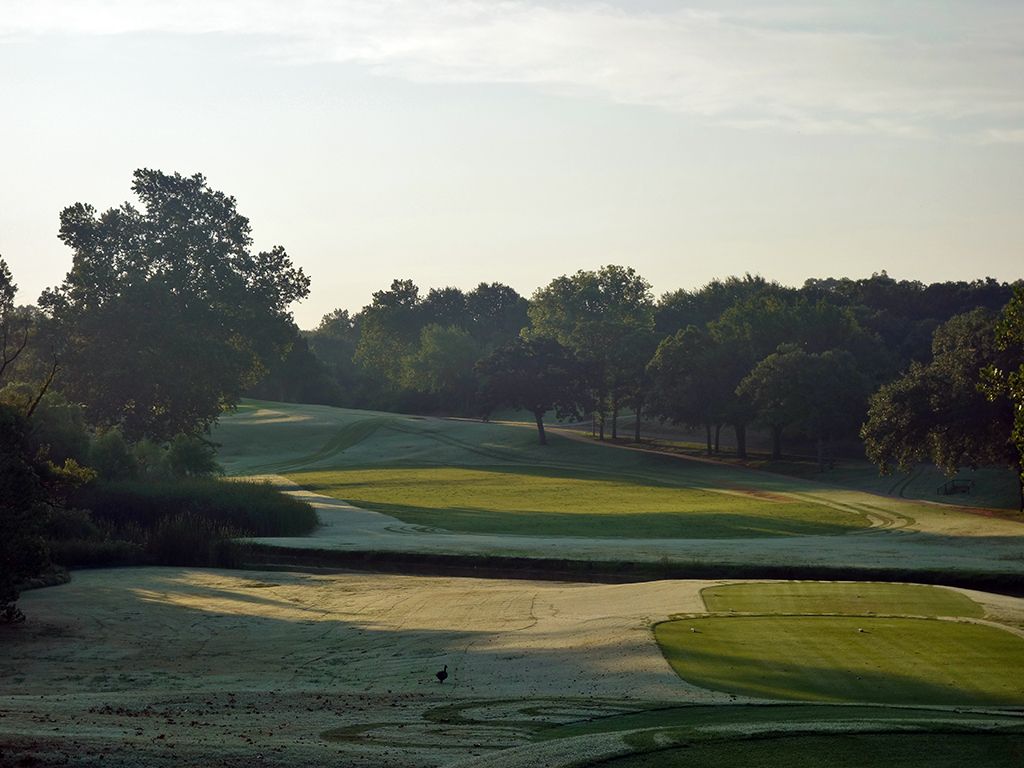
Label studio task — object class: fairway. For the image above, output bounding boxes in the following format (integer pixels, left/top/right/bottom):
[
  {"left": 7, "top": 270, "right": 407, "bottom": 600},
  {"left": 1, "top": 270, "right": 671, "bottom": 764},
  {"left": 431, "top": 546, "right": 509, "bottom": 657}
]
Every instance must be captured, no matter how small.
[
  {"left": 211, "top": 402, "right": 1024, "bottom": 576},
  {"left": 289, "top": 466, "right": 867, "bottom": 538},
  {"left": 701, "top": 581, "right": 985, "bottom": 617},
  {"left": 213, "top": 401, "right": 896, "bottom": 539}
]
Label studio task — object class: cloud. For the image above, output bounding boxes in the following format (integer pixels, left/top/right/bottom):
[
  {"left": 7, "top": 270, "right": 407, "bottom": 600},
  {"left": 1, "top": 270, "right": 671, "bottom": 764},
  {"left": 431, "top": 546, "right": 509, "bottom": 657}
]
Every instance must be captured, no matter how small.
[{"left": 4, "top": 0, "right": 1024, "bottom": 139}]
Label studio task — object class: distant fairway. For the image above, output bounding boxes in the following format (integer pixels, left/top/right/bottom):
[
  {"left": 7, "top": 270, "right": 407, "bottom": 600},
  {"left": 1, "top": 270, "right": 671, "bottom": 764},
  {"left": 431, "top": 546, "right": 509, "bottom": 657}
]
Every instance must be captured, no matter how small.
[
  {"left": 213, "top": 401, "right": 905, "bottom": 539},
  {"left": 288, "top": 466, "right": 866, "bottom": 538},
  {"left": 656, "top": 581, "right": 1024, "bottom": 705}
]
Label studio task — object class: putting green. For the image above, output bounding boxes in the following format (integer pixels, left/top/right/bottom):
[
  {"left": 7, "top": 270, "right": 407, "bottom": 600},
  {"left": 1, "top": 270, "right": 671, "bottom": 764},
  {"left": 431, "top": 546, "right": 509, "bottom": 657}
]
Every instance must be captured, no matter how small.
[
  {"left": 600, "top": 733, "right": 1024, "bottom": 768},
  {"left": 286, "top": 466, "right": 867, "bottom": 538},
  {"left": 656, "top": 615, "right": 1024, "bottom": 705},
  {"left": 701, "top": 582, "right": 984, "bottom": 618}
]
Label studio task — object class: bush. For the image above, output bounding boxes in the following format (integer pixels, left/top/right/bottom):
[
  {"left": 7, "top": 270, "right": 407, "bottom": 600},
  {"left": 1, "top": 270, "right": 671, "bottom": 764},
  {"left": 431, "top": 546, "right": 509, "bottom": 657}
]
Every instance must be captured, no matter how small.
[
  {"left": 76, "top": 478, "right": 318, "bottom": 537},
  {"left": 47, "top": 538, "right": 145, "bottom": 568},
  {"left": 46, "top": 507, "right": 100, "bottom": 541},
  {"left": 90, "top": 429, "right": 137, "bottom": 481}
]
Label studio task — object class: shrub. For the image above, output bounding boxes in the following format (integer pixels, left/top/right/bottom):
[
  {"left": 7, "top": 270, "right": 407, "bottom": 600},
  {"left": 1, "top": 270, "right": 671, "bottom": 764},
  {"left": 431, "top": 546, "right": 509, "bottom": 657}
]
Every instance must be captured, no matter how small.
[
  {"left": 76, "top": 478, "right": 317, "bottom": 537},
  {"left": 90, "top": 429, "right": 137, "bottom": 481}
]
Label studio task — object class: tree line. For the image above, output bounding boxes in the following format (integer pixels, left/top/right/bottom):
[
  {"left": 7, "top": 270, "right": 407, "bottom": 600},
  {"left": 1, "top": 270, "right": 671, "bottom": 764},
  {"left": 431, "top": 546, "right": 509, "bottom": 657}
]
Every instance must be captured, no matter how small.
[
  {"left": 2, "top": 169, "right": 1022, "bottom": 620},
  {"left": 261, "top": 262, "right": 1022, "bottom": 509}
]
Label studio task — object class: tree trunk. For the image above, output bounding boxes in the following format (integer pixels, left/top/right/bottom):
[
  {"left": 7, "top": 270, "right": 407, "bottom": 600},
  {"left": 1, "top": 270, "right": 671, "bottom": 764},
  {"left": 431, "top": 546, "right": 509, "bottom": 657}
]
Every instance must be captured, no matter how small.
[
  {"left": 598, "top": 411, "right": 605, "bottom": 441},
  {"left": 705, "top": 423, "right": 712, "bottom": 456},
  {"left": 771, "top": 425, "right": 783, "bottom": 460},
  {"left": 714, "top": 424, "right": 722, "bottom": 454},
  {"left": 534, "top": 411, "right": 547, "bottom": 445},
  {"left": 634, "top": 401, "right": 642, "bottom": 443},
  {"left": 735, "top": 423, "right": 747, "bottom": 459},
  {"left": 611, "top": 400, "right": 619, "bottom": 440}
]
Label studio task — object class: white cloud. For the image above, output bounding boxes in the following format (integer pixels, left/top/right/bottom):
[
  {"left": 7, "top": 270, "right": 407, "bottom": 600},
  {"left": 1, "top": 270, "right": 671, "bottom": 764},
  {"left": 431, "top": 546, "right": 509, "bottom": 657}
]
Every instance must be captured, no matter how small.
[{"left": 3, "top": 0, "right": 1023, "bottom": 138}]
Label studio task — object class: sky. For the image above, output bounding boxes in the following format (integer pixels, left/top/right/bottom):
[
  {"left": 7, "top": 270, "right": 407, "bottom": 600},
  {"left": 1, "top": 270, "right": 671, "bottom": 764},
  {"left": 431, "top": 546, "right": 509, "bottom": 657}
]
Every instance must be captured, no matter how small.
[{"left": 1, "top": 0, "right": 1022, "bottom": 328}]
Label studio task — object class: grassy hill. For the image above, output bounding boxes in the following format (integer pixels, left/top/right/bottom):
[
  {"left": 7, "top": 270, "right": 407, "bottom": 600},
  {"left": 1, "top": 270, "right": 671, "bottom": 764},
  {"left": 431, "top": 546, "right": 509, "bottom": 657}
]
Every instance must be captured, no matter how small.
[{"left": 213, "top": 400, "right": 1022, "bottom": 540}]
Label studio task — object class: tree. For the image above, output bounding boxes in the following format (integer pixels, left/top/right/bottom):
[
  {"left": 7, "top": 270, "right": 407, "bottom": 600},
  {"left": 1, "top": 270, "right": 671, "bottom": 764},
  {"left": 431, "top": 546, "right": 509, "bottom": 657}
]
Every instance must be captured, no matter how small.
[
  {"left": 353, "top": 278, "right": 422, "bottom": 390},
  {"left": 980, "top": 285, "right": 1024, "bottom": 509},
  {"left": 736, "top": 344, "right": 811, "bottom": 460},
  {"left": 862, "top": 309, "right": 1018, "bottom": 504},
  {"left": 0, "top": 257, "right": 30, "bottom": 384},
  {"left": 41, "top": 170, "right": 309, "bottom": 440},
  {"left": 246, "top": 329, "right": 341, "bottom": 406},
  {"left": 798, "top": 350, "right": 870, "bottom": 470},
  {"left": 528, "top": 265, "right": 654, "bottom": 439},
  {"left": 465, "top": 282, "right": 529, "bottom": 348},
  {"left": 477, "top": 338, "right": 584, "bottom": 444},
  {"left": 647, "top": 326, "right": 731, "bottom": 455},
  {"left": 404, "top": 324, "right": 482, "bottom": 412},
  {"left": 0, "top": 405, "right": 54, "bottom": 623},
  {"left": 421, "top": 287, "right": 469, "bottom": 329}
]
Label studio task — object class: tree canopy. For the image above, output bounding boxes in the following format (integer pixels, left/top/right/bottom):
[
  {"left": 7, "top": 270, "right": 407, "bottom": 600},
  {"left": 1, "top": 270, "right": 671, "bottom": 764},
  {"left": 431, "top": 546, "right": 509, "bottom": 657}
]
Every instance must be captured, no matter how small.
[{"left": 41, "top": 170, "right": 309, "bottom": 440}]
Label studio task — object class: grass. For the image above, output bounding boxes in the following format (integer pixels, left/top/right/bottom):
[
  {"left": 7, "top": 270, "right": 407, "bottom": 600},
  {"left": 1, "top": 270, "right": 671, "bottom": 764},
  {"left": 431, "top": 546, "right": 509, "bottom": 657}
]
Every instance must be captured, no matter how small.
[
  {"left": 599, "top": 733, "right": 1024, "bottom": 768},
  {"left": 215, "top": 401, "right": 936, "bottom": 539},
  {"left": 700, "top": 582, "right": 985, "bottom": 618},
  {"left": 655, "top": 582, "right": 1023, "bottom": 706},
  {"left": 656, "top": 615, "right": 1024, "bottom": 705},
  {"left": 288, "top": 466, "right": 868, "bottom": 538},
  {"left": 541, "top": 703, "right": 1024, "bottom": 767}
]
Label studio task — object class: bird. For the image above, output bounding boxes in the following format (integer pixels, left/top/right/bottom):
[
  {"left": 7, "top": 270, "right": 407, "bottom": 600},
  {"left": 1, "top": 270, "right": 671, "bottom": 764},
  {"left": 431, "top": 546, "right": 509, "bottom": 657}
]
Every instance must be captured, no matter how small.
[{"left": 436, "top": 665, "right": 448, "bottom": 684}]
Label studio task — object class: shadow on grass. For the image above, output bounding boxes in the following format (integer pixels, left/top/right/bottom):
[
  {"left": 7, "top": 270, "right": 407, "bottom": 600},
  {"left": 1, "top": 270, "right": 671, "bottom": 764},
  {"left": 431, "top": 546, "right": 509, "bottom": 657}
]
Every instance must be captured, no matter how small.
[{"left": 657, "top": 617, "right": 1024, "bottom": 706}]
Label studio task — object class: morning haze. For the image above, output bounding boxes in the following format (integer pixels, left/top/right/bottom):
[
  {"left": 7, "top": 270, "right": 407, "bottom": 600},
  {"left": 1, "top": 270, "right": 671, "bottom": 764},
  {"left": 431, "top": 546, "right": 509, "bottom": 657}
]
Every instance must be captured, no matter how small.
[
  {"left": 1, "top": 1, "right": 1022, "bottom": 327},
  {"left": 2, "top": 3, "right": 1023, "bottom": 767}
]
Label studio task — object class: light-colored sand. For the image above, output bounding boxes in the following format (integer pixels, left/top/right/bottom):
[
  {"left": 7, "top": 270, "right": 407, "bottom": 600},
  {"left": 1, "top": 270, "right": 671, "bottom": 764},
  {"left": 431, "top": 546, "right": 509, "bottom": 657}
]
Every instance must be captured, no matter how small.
[
  {"left": 4, "top": 570, "right": 1022, "bottom": 767},
  {"left": 0, "top": 568, "right": 726, "bottom": 767}
]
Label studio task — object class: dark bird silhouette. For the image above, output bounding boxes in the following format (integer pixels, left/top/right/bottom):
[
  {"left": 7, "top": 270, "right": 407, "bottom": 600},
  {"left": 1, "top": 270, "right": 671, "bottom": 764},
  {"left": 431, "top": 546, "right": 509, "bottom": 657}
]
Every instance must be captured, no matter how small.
[{"left": 436, "top": 665, "right": 448, "bottom": 684}]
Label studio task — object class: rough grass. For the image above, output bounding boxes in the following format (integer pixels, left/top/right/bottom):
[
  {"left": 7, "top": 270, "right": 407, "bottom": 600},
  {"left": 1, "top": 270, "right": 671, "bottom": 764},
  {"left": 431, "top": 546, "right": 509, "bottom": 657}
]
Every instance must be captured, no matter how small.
[
  {"left": 78, "top": 479, "right": 318, "bottom": 537},
  {"left": 288, "top": 466, "right": 869, "bottom": 538},
  {"left": 656, "top": 615, "right": 1024, "bottom": 705},
  {"left": 700, "top": 581, "right": 985, "bottom": 618},
  {"left": 599, "top": 732, "right": 1024, "bottom": 768}
]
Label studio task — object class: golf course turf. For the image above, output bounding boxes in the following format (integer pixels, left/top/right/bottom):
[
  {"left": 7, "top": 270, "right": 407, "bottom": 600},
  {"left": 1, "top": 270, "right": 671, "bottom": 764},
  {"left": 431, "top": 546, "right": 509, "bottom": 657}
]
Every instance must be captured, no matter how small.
[
  {"left": 597, "top": 733, "right": 1024, "bottom": 768},
  {"left": 655, "top": 581, "right": 1024, "bottom": 705},
  {"left": 287, "top": 466, "right": 868, "bottom": 538},
  {"left": 4, "top": 393, "right": 1023, "bottom": 766},
  {"left": 701, "top": 581, "right": 985, "bottom": 617}
]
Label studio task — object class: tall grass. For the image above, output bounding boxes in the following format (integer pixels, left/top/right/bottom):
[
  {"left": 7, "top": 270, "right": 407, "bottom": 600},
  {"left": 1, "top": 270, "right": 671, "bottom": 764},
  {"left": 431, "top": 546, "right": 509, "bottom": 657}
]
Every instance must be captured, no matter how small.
[
  {"left": 77, "top": 479, "right": 318, "bottom": 537},
  {"left": 52, "top": 479, "right": 317, "bottom": 568}
]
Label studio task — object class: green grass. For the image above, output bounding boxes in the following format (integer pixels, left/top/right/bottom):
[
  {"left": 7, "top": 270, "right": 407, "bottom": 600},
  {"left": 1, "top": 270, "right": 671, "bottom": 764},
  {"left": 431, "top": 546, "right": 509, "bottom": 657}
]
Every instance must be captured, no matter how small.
[
  {"left": 656, "top": 615, "right": 1024, "bottom": 705},
  {"left": 288, "top": 466, "right": 869, "bottom": 538},
  {"left": 214, "top": 401, "right": 913, "bottom": 539},
  {"left": 213, "top": 401, "right": 1024, "bottom": 541},
  {"left": 600, "top": 733, "right": 1024, "bottom": 768},
  {"left": 701, "top": 582, "right": 984, "bottom": 618}
]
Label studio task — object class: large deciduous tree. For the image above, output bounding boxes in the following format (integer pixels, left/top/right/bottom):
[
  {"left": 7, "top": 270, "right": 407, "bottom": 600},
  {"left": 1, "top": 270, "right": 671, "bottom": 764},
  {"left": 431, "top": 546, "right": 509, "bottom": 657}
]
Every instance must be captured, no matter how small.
[
  {"left": 528, "top": 265, "right": 654, "bottom": 440},
  {"left": 41, "top": 170, "right": 310, "bottom": 440},
  {"left": 980, "top": 285, "right": 1024, "bottom": 509},
  {"left": 862, "top": 309, "right": 1019, "bottom": 506},
  {"left": 477, "top": 337, "right": 584, "bottom": 445},
  {"left": 647, "top": 326, "right": 733, "bottom": 455}
]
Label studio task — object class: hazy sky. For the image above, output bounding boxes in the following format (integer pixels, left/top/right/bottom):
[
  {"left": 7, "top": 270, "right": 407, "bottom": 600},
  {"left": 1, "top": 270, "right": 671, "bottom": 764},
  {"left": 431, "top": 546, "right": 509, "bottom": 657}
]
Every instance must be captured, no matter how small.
[{"left": 2, "top": 1, "right": 1022, "bottom": 328}]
